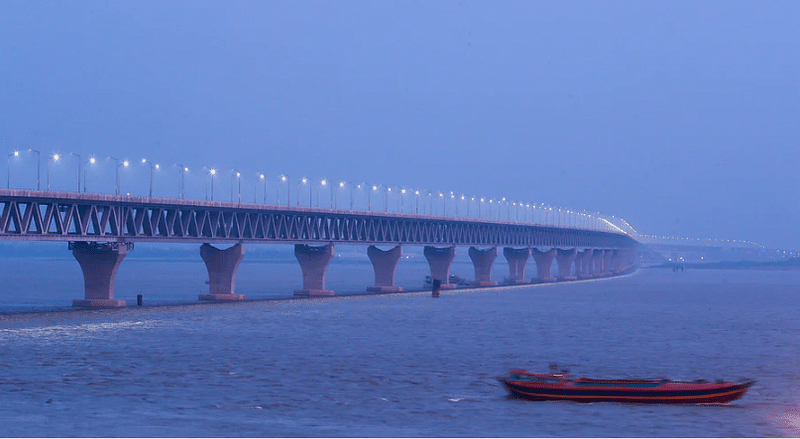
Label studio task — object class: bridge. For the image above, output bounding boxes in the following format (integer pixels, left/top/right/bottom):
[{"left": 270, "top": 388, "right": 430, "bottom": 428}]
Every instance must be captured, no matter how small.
[{"left": 0, "top": 188, "right": 640, "bottom": 307}]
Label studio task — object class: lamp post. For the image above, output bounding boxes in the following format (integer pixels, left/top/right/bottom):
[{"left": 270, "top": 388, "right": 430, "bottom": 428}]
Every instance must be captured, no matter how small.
[
  {"left": 30, "top": 148, "right": 40, "bottom": 190},
  {"left": 255, "top": 173, "right": 266, "bottom": 204},
  {"left": 279, "top": 174, "right": 289, "bottom": 206},
  {"left": 109, "top": 156, "right": 119, "bottom": 195},
  {"left": 69, "top": 152, "right": 80, "bottom": 193},
  {"left": 46, "top": 153, "right": 60, "bottom": 191},
  {"left": 83, "top": 157, "right": 96, "bottom": 193},
  {"left": 204, "top": 167, "right": 217, "bottom": 201},
  {"left": 7, "top": 150, "right": 19, "bottom": 189},
  {"left": 384, "top": 186, "right": 391, "bottom": 212},
  {"left": 230, "top": 169, "right": 241, "bottom": 203},
  {"left": 299, "top": 177, "right": 311, "bottom": 207},
  {"left": 141, "top": 158, "right": 159, "bottom": 197},
  {"left": 368, "top": 185, "right": 377, "bottom": 211},
  {"left": 414, "top": 190, "right": 420, "bottom": 214},
  {"left": 175, "top": 164, "right": 188, "bottom": 200}
]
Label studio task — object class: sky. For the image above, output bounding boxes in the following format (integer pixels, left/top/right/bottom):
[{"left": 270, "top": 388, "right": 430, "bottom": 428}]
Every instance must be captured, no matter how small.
[{"left": 0, "top": 1, "right": 798, "bottom": 250}]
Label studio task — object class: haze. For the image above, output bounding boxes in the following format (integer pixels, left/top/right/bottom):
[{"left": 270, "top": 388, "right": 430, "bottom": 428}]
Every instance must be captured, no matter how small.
[{"left": 1, "top": 0, "right": 797, "bottom": 250}]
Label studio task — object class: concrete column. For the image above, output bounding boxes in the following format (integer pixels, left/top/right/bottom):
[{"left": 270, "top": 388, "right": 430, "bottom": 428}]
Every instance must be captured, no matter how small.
[
  {"left": 468, "top": 247, "right": 498, "bottom": 286},
  {"left": 591, "top": 249, "right": 605, "bottom": 277},
  {"left": 603, "top": 250, "right": 614, "bottom": 276},
  {"left": 574, "top": 253, "right": 583, "bottom": 277},
  {"left": 294, "top": 244, "right": 335, "bottom": 296},
  {"left": 71, "top": 241, "right": 128, "bottom": 308},
  {"left": 199, "top": 243, "right": 245, "bottom": 301},
  {"left": 367, "top": 245, "right": 403, "bottom": 293},
  {"left": 424, "top": 246, "right": 457, "bottom": 290},
  {"left": 531, "top": 248, "right": 557, "bottom": 282},
  {"left": 556, "top": 248, "right": 578, "bottom": 280},
  {"left": 503, "top": 247, "right": 531, "bottom": 284},
  {"left": 578, "top": 249, "right": 594, "bottom": 278}
]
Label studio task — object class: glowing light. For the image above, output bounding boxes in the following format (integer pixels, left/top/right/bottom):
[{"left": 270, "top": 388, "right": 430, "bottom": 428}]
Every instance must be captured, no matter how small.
[
  {"left": 184, "top": 167, "right": 189, "bottom": 172},
  {"left": 89, "top": 157, "right": 96, "bottom": 164},
  {"left": 155, "top": 164, "right": 160, "bottom": 169},
  {"left": 141, "top": 158, "right": 147, "bottom": 163},
  {"left": 122, "top": 160, "right": 129, "bottom": 167},
  {"left": 321, "top": 179, "right": 327, "bottom": 186},
  {"left": 281, "top": 175, "right": 286, "bottom": 181},
  {"left": 52, "top": 154, "right": 60, "bottom": 161},
  {"left": 260, "top": 174, "right": 265, "bottom": 179},
  {"left": 236, "top": 172, "right": 241, "bottom": 177},
  {"left": 339, "top": 181, "right": 345, "bottom": 187},
  {"left": 209, "top": 168, "right": 217, "bottom": 175},
  {"left": 13, "top": 151, "right": 19, "bottom": 157}
]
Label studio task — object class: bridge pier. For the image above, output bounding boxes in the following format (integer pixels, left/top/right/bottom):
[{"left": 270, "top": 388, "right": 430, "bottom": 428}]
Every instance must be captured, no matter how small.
[
  {"left": 603, "top": 250, "right": 614, "bottom": 276},
  {"left": 578, "top": 249, "right": 594, "bottom": 278},
  {"left": 424, "top": 246, "right": 457, "bottom": 290},
  {"left": 556, "top": 248, "right": 578, "bottom": 280},
  {"left": 503, "top": 247, "right": 532, "bottom": 284},
  {"left": 532, "top": 248, "right": 557, "bottom": 283},
  {"left": 367, "top": 245, "right": 403, "bottom": 292},
  {"left": 468, "top": 247, "right": 498, "bottom": 286},
  {"left": 71, "top": 241, "right": 129, "bottom": 308},
  {"left": 199, "top": 243, "right": 246, "bottom": 301},
  {"left": 591, "top": 249, "right": 606, "bottom": 277},
  {"left": 294, "top": 244, "right": 335, "bottom": 296}
]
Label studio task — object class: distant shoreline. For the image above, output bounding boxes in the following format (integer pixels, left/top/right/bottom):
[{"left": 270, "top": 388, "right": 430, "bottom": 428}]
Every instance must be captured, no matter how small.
[{"left": 648, "top": 258, "right": 800, "bottom": 270}]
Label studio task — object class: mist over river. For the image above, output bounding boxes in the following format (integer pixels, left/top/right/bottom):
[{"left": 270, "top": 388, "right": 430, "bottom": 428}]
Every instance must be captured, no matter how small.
[{"left": 1, "top": 257, "right": 800, "bottom": 437}]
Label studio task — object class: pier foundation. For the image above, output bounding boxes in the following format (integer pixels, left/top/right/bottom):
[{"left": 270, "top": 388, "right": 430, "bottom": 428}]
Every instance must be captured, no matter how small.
[
  {"left": 578, "top": 249, "right": 594, "bottom": 278},
  {"left": 556, "top": 248, "right": 578, "bottom": 280},
  {"left": 294, "top": 244, "right": 335, "bottom": 296},
  {"left": 424, "top": 246, "right": 457, "bottom": 290},
  {"left": 71, "top": 241, "right": 129, "bottom": 308},
  {"left": 503, "top": 247, "right": 532, "bottom": 284},
  {"left": 199, "top": 243, "right": 246, "bottom": 301},
  {"left": 603, "top": 250, "right": 615, "bottom": 276},
  {"left": 532, "top": 248, "right": 557, "bottom": 283},
  {"left": 591, "top": 249, "right": 606, "bottom": 277},
  {"left": 468, "top": 247, "right": 498, "bottom": 286},
  {"left": 367, "top": 245, "right": 403, "bottom": 292}
]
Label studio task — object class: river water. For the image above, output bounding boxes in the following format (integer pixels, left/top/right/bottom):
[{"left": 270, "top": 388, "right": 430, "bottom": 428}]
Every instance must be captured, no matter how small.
[{"left": 1, "top": 254, "right": 800, "bottom": 437}]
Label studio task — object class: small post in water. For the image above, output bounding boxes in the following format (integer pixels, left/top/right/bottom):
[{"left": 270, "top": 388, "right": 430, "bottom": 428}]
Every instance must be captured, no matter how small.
[
  {"left": 137, "top": 294, "right": 143, "bottom": 306},
  {"left": 431, "top": 279, "right": 441, "bottom": 298}
]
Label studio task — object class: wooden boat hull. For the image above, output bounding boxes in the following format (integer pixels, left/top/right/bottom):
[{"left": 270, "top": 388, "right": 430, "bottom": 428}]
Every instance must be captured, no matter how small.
[{"left": 497, "top": 371, "right": 754, "bottom": 404}]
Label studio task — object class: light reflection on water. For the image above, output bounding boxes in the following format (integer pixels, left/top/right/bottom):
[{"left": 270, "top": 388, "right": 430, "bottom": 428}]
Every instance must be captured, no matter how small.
[{"left": 0, "top": 265, "right": 799, "bottom": 436}]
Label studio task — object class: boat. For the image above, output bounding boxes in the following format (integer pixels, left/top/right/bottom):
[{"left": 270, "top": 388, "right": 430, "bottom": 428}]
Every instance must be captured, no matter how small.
[{"left": 497, "top": 370, "right": 755, "bottom": 404}]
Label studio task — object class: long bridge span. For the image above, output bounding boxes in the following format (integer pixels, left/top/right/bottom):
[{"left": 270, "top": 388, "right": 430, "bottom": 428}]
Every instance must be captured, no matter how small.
[{"left": 0, "top": 189, "right": 639, "bottom": 307}]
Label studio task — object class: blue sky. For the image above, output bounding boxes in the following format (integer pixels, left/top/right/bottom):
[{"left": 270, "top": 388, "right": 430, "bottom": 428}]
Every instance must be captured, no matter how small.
[{"left": 1, "top": 1, "right": 798, "bottom": 249}]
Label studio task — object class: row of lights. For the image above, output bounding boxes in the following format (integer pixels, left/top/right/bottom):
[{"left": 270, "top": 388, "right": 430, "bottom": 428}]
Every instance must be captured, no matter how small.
[{"left": 6, "top": 149, "right": 634, "bottom": 235}]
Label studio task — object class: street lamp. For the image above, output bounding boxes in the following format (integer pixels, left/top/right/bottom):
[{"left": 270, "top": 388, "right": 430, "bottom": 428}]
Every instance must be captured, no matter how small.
[
  {"left": 255, "top": 173, "right": 266, "bottom": 204},
  {"left": 279, "top": 174, "right": 289, "bottom": 206},
  {"left": 46, "top": 153, "right": 60, "bottom": 191},
  {"left": 31, "top": 148, "right": 40, "bottom": 190},
  {"left": 204, "top": 167, "right": 217, "bottom": 201},
  {"left": 83, "top": 157, "right": 96, "bottom": 193},
  {"left": 175, "top": 164, "right": 188, "bottom": 199},
  {"left": 69, "top": 152, "right": 80, "bottom": 193},
  {"left": 299, "top": 177, "right": 311, "bottom": 207},
  {"left": 414, "top": 190, "right": 420, "bottom": 214},
  {"left": 231, "top": 169, "right": 241, "bottom": 203},
  {"left": 6, "top": 150, "right": 19, "bottom": 189},
  {"left": 384, "top": 186, "right": 391, "bottom": 212},
  {"left": 141, "top": 158, "right": 159, "bottom": 197},
  {"left": 368, "top": 185, "right": 377, "bottom": 211}
]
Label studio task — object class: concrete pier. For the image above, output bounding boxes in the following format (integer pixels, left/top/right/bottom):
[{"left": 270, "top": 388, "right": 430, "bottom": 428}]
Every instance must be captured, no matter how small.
[
  {"left": 591, "top": 249, "right": 605, "bottom": 277},
  {"left": 424, "top": 246, "right": 457, "bottom": 290},
  {"left": 603, "top": 250, "right": 615, "bottom": 276},
  {"left": 367, "top": 245, "right": 403, "bottom": 292},
  {"left": 468, "top": 247, "right": 498, "bottom": 286},
  {"left": 578, "top": 249, "right": 594, "bottom": 278},
  {"left": 503, "top": 247, "right": 532, "bottom": 284},
  {"left": 71, "top": 241, "right": 129, "bottom": 308},
  {"left": 556, "top": 248, "right": 578, "bottom": 280},
  {"left": 531, "top": 248, "right": 557, "bottom": 282},
  {"left": 199, "top": 243, "right": 246, "bottom": 301},
  {"left": 294, "top": 244, "right": 335, "bottom": 296}
]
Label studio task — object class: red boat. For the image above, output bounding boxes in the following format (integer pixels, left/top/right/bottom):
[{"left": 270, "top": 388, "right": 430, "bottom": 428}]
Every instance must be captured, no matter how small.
[{"left": 497, "top": 370, "right": 755, "bottom": 404}]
